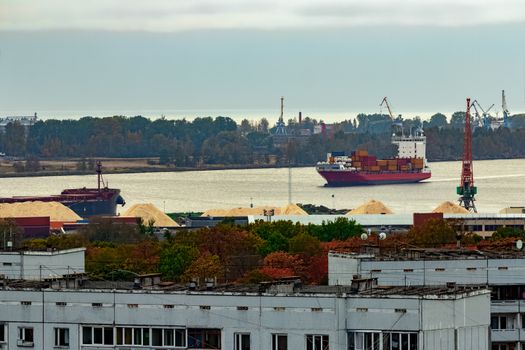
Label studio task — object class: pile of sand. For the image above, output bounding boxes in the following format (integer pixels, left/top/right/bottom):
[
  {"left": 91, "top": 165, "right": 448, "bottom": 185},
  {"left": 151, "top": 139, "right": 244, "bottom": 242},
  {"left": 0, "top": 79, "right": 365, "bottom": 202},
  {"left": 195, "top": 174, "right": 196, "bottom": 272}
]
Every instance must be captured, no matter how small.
[
  {"left": 432, "top": 201, "right": 469, "bottom": 214},
  {"left": 279, "top": 203, "right": 308, "bottom": 215},
  {"left": 123, "top": 203, "right": 179, "bottom": 227},
  {"left": 347, "top": 200, "right": 393, "bottom": 215},
  {"left": 0, "top": 201, "right": 82, "bottom": 222},
  {"left": 202, "top": 203, "right": 308, "bottom": 217}
]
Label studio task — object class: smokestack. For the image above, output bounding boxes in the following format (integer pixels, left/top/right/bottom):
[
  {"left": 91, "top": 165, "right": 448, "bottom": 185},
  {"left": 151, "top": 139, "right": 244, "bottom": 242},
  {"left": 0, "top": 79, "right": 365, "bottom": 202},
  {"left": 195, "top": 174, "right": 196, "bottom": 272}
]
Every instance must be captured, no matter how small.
[{"left": 299, "top": 111, "right": 302, "bottom": 124}]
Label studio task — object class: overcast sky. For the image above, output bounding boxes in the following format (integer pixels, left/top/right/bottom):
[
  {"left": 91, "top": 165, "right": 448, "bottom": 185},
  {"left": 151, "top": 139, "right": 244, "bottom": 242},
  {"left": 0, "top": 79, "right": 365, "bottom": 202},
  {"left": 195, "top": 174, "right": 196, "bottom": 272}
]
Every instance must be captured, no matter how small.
[{"left": 1, "top": 0, "right": 524, "bottom": 120}]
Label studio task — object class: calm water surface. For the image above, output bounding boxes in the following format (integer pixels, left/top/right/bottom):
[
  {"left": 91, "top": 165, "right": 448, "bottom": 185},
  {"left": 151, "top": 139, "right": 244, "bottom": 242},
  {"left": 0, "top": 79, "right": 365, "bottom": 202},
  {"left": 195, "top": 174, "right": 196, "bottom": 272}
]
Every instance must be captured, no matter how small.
[{"left": 0, "top": 159, "right": 523, "bottom": 214}]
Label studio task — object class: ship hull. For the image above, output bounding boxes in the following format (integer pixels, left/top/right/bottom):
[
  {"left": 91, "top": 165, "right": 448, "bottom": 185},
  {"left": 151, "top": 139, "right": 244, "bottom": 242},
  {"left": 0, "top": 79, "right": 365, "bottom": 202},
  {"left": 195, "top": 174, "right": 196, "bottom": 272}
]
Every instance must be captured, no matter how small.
[
  {"left": 0, "top": 190, "right": 125, "bottom": 217},
  {"left": 318, "top": 170, "right": 431, "bottom": 187}
]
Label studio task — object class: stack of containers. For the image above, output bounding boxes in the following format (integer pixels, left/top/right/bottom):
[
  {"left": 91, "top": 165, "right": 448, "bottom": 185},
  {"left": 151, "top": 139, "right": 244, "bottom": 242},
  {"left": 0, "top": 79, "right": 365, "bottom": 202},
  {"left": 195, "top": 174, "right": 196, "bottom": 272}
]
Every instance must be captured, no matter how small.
[
  {"left": 412, "top": 157, "right": 424, "bottom": 170},
  {"left": 387, "top": 159, "right": 398, "bottom": 171},
  {"left": 397, "top": 158, "right": 411, "bottom": 171}
]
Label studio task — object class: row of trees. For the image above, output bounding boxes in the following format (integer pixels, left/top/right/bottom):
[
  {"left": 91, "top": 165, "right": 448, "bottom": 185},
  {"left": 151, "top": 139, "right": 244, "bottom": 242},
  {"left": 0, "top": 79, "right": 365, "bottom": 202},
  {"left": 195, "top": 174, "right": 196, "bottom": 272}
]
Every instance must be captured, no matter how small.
[
  {"left": 22, "top": 217, "right": 364, "bottom": 284},
  {"left": 19, "top": 217, "right": 525, "bottom": 285},
  {"left": 1, "top": 113, "right": 525, "bottom": 165}
]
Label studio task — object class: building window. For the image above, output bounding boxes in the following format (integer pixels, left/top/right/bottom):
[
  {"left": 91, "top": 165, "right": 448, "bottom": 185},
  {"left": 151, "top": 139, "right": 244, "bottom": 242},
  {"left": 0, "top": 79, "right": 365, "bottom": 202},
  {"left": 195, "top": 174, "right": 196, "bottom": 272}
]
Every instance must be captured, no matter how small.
[
  {"left": 383, "top": 332, "right": 418, "bottom": 350},
  {"left": 81, "top": 326, "right": 113, "bottom": 345},
  {"left": 188, "top": 328, "right": 221, "bottom": 349},
  {"left": 485, "top": 225, "right": 502, "bottom": 231},
  {"left": 54, "top": 328, "right": 69, "bottom": 347},
  {"left": 0, "top": 324, "right": 6, "bottom": 343},
  {"left": 491, "top": 315, "right": 515, "bottom": 330},
  {"left": 348, "top": 331, "right": 380, "bottom": 350},
  {"left": 306, "top": 334, "right": 329, "bottom": 350},
  {"left": 234, "top": 333, "right": 250, "bottom": 350},
  {"left": 492, "top": 345, "right": 510, "bottom": 350},
  {"left": 272, "top": 334, "right": 287, "bottom": 350},
  {"left": 151, "top": 328, "right": 185, "bottom": 347},
  {"left": 18, "top": 327, "right": 34, "bottom": 347}
]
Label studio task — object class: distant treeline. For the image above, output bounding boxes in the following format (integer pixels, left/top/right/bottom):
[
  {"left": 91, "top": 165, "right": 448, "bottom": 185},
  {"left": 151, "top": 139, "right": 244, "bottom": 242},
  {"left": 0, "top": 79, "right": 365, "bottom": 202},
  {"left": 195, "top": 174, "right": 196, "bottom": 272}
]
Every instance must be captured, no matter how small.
[{"left": 1, "top": 112, "right": 525, "bottom": 165}]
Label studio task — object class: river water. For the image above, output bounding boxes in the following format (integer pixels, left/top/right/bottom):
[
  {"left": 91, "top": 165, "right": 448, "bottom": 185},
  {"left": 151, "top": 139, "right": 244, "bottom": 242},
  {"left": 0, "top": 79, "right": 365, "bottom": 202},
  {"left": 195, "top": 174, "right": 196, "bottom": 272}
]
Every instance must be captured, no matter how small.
[{"left": 0, "top": 159, "right": 524, "bottom": 214}]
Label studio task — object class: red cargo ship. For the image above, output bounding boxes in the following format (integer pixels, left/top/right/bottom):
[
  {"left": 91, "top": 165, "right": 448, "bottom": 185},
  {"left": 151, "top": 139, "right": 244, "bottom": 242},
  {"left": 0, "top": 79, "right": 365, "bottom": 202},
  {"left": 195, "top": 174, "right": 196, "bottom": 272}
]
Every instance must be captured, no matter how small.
[{"left": 316, "top": 132, "right": 431, "bottom": 186}]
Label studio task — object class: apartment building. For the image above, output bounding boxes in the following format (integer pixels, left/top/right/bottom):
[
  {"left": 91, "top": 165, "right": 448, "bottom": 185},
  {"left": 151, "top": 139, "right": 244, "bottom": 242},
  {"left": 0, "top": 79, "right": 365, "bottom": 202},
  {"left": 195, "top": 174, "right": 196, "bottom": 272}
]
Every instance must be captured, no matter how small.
[
  {"left": 329, "top": 250, "right": 525, "bottom": 350},
  {"left": 0, "top": 277, "right": 489, "bottom": 350}
]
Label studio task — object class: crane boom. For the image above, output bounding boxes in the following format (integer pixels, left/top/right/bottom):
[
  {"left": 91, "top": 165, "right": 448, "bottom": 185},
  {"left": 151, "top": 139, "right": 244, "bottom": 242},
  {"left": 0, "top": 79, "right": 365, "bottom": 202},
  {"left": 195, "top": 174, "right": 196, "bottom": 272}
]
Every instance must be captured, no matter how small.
[{"left": 380, "top": 97, "right": 395, "bottom": 120}]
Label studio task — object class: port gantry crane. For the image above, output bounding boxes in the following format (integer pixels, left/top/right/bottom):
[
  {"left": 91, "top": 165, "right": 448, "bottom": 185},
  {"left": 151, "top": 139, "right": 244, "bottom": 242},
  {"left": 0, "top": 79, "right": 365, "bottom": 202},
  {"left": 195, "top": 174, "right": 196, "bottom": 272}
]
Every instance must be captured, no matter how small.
[
  {"left": 274, "top": 96, "right": 287, "bottom": 136},
  {"left": 380, "top": 97, "right": 404, "bottom": 136},
  {"left": 457, "top": 98, "right": 477, "bottom": 212},
  {"left": 471, "top": 100, "right": 494, "bottom": 130}
]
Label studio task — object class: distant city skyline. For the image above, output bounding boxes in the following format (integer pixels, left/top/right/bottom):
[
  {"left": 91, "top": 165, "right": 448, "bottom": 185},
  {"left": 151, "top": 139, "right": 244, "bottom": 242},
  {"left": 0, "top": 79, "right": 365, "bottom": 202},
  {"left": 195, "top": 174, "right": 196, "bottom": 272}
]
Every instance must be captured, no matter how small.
[{"left": 1, "top": 1, "right": 524, "bottom": 120}]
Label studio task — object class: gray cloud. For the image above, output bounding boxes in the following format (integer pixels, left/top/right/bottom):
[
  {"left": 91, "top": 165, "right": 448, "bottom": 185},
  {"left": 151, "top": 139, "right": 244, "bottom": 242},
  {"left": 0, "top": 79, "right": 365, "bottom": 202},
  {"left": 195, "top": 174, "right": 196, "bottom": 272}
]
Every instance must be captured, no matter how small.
[{"left": 1, "top": 0, "right": 524, "bottom": 31}]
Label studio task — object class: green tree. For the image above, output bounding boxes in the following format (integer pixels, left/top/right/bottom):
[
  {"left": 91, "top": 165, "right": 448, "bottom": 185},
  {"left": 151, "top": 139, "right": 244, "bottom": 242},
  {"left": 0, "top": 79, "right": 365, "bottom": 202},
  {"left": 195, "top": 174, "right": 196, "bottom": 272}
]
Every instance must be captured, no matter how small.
[
  {"left": 159, "top": 245, "right": 199, "bottom": 281},
  {"left": 307, "top": 217, "right": 363, "bottom": 242},
  {"left": 259, "top": 231, "right": 289, "bottom": 256},
  {"left": 289, "top": 233, "right": 322, "bottom": 258},
  {"left": 182, "top": 252, "right": 223, "bottom": 284},
  {"left": 406, "top": 219, "right": 457, "bottom": 247},
  {"left": 450, "top": 111, "right": 466, "bottom": 129},
  {"left": 2, "top": 122, "right": 27, "bottom": 156},
  {"left": 428, "top": 113, "right": 448, "bottom": 128},
  {"left": 492, "top": 226, "right": 525, "bottom": 240}
]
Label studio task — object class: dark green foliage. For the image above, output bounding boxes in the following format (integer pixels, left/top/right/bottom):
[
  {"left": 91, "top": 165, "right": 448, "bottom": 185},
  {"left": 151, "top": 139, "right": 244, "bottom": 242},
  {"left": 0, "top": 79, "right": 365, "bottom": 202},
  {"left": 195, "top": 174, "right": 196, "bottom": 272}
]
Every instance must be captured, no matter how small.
[
  {"left": 159, "top": 245, "right": 199, "bottom": 281},
  {"left": 3, "top": 112, "right": 525, "bottom": 166},
  {"left": 492, "top": 227, "right": 525, "bottom": 240},
  {"left": 306, "top": 217, "right": 364, "bottom": 242}
]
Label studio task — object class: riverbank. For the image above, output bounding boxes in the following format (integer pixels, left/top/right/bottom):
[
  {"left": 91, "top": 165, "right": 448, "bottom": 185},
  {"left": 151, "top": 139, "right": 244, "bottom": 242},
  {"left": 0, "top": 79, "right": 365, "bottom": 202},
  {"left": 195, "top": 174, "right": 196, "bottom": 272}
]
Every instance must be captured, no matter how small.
[
  {"left": 0, "top": 156, "right": 522, "bottom": 178},
  {"left": 0, "top": 158, "right": 309, "bottom": 178}
]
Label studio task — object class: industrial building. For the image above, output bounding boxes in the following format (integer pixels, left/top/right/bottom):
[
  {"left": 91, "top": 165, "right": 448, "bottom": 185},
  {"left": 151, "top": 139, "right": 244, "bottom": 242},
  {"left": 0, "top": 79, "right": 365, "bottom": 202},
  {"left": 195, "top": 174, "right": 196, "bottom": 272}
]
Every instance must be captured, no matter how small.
[
  {"left": 329, "top": 250, "right": 525, "bottom": 350},
  {"left": 0, "top": 276, "right": 489, "bottom": 350}
]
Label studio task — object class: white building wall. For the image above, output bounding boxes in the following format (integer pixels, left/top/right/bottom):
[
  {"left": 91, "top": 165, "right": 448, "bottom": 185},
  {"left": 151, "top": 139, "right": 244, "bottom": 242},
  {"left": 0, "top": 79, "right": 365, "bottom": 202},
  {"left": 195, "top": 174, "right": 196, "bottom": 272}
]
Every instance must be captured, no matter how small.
[
  {"left": 0, "top": 248, "right": 85, "bottom": 280},
  {"left": 0, "top": 288, "right": 490, "bottom": 350},
  {"left": 328, "top": 253, "right": 525, "bottom": 287}
]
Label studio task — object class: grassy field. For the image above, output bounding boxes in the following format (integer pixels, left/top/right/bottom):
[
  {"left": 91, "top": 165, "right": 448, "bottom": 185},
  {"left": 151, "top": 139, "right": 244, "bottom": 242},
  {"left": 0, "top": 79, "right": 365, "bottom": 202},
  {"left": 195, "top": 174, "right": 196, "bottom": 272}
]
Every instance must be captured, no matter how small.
[{"left": 0, "top": 157, "right": 166, "bottom": 176}]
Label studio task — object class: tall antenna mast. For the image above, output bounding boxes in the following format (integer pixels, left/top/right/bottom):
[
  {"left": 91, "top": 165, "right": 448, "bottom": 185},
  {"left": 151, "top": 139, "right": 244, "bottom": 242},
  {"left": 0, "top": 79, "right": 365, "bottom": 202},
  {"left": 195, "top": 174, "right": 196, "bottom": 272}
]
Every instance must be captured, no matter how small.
[{"left": 457, "top": 98, "right": 477, "bottom": 212}]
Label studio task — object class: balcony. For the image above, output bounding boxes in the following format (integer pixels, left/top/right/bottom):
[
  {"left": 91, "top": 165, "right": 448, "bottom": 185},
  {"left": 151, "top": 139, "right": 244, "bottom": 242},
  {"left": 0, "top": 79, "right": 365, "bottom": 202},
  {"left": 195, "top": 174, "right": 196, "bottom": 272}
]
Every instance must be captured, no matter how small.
[
  {"left": 492, "top": 300, "right": 519, "bottom": 313},
  {"left": 491, "top": 329, "right": 520, "bottom": 342}
]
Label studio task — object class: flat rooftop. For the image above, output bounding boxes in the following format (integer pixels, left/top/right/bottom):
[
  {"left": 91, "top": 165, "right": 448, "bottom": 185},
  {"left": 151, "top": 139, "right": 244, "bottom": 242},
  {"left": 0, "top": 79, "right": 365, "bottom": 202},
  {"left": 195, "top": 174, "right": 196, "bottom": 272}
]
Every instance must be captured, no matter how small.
[
  {"left": 1, "top": 278, "right": 488, "bottom": 298},
  {"left": 330, "top": 248, "right": 525, "bottom": 261}
]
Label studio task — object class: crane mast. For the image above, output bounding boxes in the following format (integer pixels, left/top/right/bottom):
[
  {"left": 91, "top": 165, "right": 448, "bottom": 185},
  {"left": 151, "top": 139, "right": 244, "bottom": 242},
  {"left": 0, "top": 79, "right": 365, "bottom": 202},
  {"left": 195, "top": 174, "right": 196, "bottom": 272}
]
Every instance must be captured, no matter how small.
[
  {"left": 502, "top": 90, "right": 510, "bottom": 128},
  {"left": 457, "top": 98, "right": 477, "bottom": 212}
]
